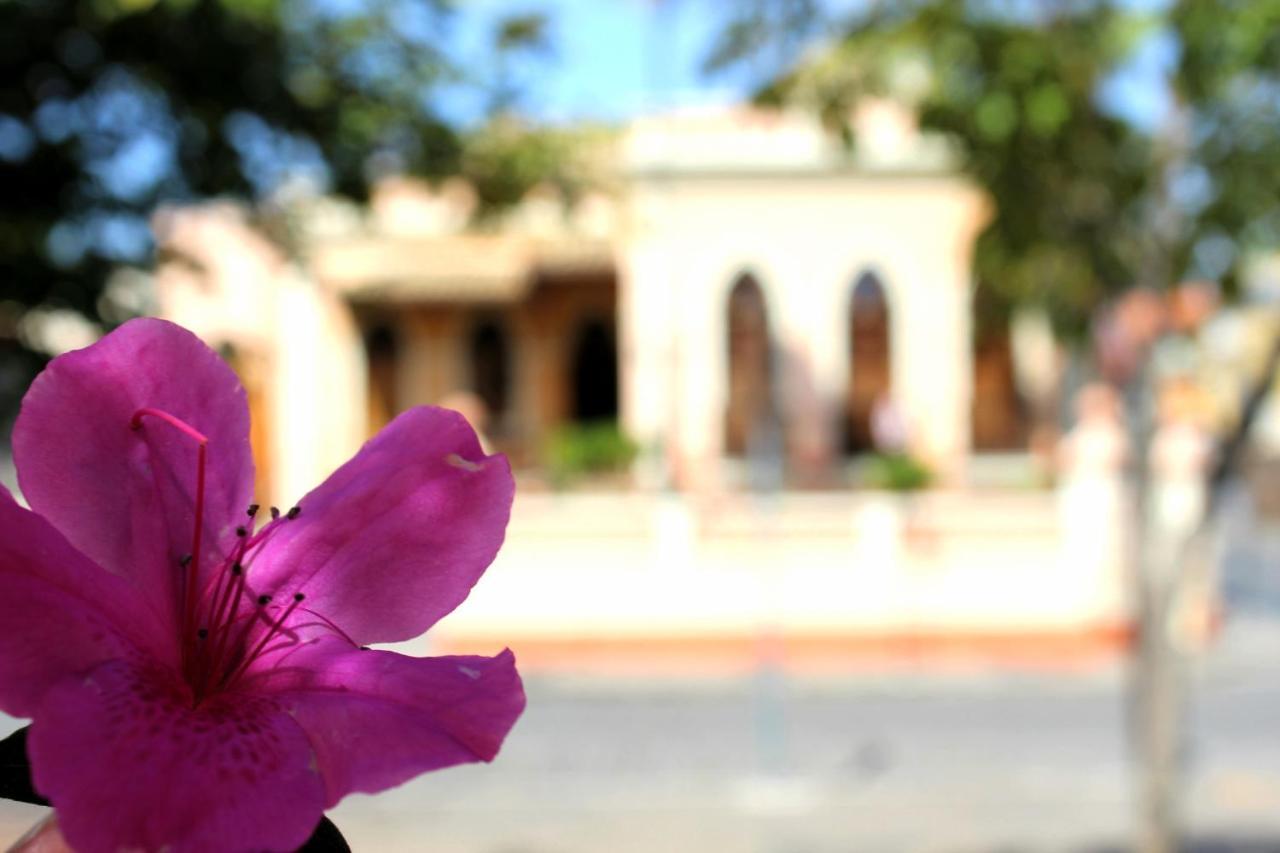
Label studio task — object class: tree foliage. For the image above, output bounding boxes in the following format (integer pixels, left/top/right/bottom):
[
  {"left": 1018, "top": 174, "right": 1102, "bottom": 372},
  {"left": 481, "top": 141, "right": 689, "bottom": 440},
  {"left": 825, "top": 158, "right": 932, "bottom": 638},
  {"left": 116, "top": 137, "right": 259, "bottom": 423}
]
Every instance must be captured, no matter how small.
[
  {"left": 0, "top": 0, "right": 570, "bottom": 417},
  {"left": 706, "top": 0, "right": 1280, "bottom": 336}
]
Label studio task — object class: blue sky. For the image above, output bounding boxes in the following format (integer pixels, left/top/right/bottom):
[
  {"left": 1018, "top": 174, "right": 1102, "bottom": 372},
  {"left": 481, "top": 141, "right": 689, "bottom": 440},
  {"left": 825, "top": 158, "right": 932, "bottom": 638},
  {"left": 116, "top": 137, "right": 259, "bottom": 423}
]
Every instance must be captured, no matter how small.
[
  {"left": 448, "top": 0, "right": 1170, "bottom": 128},
  {"left": 445, "top": 0, "right": 764, "bottom": 125}
]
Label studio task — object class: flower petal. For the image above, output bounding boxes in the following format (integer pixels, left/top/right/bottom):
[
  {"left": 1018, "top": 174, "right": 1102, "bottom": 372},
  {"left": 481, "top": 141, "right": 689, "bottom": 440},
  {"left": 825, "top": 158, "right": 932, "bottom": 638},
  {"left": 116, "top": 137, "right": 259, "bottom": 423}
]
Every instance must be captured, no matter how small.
[
  {"left": 0, "top": 487, "right": 170, "bottom": 716},
  {"left": 28, "top": 659, "right": 326, "bottom": 853},
  {"left": 13, "top": 318, "right": 254, "bottom": 621},
  {"left": 267, "top": 641, "right": 524, "bottom": 807},
  {"left": 250, "top": 407, "right": 513, "bottom": 644}
]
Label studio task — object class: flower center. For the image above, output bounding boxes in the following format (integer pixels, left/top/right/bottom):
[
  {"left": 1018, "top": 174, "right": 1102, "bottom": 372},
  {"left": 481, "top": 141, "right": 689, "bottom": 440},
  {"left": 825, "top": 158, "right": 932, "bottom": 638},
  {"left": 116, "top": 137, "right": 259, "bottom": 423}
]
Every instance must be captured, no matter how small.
[{"left": 130, "top": 408, "right": 308, "bottom": 704}]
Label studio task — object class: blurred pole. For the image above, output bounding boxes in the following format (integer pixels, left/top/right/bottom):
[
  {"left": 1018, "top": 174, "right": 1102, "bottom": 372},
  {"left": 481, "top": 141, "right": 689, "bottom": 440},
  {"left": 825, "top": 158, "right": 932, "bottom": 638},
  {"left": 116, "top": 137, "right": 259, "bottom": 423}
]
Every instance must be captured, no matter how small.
[
  {"left": 1131, "top": 89, "right": 1191, "bottom": 853},
  {"left": 1133, "top": 326, "right": 1280, "bottom": 853},
  {"left": 1133, "top": 452, "right": 1182, "bottom": 853},
  {"left": 1129, "top": 347, "right": 1182, "bottom": 853},
  {"left": 642, "top": 0, "right": 681, "bottom": 491},
  {"left": 748, "top": 414, "right": 787, "bottom": 778}
]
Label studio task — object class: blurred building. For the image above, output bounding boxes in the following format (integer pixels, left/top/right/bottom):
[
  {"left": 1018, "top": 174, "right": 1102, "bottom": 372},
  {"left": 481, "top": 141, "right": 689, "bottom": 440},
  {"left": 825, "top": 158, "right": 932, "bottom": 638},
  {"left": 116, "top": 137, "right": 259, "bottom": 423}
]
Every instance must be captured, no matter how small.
[
  {"left": 156, "top": 102, "right": 991, "bottom": 500},
  {"left": 146, "top": 102, "right": 1145, "bottom": 666}
]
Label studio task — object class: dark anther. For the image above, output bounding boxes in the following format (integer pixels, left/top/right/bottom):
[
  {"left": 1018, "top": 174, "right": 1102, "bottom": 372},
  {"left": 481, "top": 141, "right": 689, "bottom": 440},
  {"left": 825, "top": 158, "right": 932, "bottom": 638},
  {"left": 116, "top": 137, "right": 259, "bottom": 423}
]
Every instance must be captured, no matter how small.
[
  {"left": 247, "top": 503, "right": 260, "bottom": 518},
  {"left": 197, "top": 628, "right": 209, "bottom": 639},
  {"left": 270, "top": 506, "right": 281, "bottom": 520},
  {"left": 286, "top": 506, "right": 301, "bottom": 520},
  {"left": 178, "top": 554, "right": 193, "bottom": 568},
  {"left": 293, "top": 593, "right": 305, "bottom": 602},
  {"left": 359, "top": 646, "right": 371, "bottom": 651},
  {"left": 257, "top": 594, "right": 272, "bottom": 606},
  {"left": 235, "top": 526, "right": 247, "bottom": 538},
  {"left": 231, "top": 563, "right": 243, "bottom": 576}
]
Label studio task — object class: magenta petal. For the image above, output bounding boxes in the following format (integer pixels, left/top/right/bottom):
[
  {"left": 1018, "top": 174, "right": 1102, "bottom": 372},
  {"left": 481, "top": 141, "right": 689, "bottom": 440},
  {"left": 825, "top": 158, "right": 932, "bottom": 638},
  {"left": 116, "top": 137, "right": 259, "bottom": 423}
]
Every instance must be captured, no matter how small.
[
  {"left": 28, "top": 659, "right": 326, "bottom": 853},
  {"left": 270, "top": 642, "right": 524, "bottom": 807},
  {"left": 250, "top": 407, "right": 514, "bottom": 644},
  {"left": 13, "top": 318, "right": 254, "bottom": 621},
  {"left": 0, "top": 487, "right": 169, "bottom": 716}
]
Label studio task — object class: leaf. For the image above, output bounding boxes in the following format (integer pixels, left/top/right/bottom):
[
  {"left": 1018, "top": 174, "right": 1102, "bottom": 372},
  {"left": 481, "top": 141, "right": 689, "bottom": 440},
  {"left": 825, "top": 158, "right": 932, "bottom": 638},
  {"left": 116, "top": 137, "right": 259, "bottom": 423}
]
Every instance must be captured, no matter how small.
[
  {"left": 0, "top": 726, "right": 48, "bottom": 807},
  {"left": 297, "top": 816, "right": 352, "bottom": 853}
]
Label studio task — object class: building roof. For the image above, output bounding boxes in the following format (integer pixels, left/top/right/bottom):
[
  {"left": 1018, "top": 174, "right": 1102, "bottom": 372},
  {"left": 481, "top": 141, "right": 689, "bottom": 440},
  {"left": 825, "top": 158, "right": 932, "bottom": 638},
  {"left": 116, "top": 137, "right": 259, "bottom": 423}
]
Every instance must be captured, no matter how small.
[
  {"left": 623, "top": 102, "right": 958, "bottom": 178},
  {"left": 311, "top": 234, "right": 615, "bottom": 303}
]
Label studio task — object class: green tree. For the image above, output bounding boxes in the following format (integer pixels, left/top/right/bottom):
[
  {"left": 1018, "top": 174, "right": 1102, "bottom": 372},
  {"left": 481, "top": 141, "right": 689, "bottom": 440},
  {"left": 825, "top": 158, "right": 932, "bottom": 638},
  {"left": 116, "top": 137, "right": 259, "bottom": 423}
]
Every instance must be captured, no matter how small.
[
  {"left": 0, "top": 0, "right": 562, "bottom": 417},
  {"left": 706, "top": 0, "right": 1280, "bottom": 335}
]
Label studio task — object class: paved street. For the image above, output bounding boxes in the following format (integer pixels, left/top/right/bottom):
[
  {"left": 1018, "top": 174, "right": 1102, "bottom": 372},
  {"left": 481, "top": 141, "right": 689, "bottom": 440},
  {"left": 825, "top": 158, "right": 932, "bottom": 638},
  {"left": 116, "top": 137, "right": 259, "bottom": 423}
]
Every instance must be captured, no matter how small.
[
  {"left": 328, "top": 617, "right": 1280, "bottom": 853},
  {"left": 5, "top": 624, "right": 1280, "bottom": 852},
  {"left": 329, "top": 668, "right": 1134, "bottom": 853}
]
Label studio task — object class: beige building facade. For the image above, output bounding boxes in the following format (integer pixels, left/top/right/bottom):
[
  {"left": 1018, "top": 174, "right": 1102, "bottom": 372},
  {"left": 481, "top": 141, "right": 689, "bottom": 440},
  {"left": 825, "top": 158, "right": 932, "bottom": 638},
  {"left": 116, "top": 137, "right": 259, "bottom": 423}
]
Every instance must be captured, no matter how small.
[
  {"left": 622, "top": 106, "right": 986, "bottom": 487},
  {"left": 150, "top": 104, "right": 1140, "bottom": 656},
  {"left": 157, "top": 103, "right": 991, "bottom": 501}
]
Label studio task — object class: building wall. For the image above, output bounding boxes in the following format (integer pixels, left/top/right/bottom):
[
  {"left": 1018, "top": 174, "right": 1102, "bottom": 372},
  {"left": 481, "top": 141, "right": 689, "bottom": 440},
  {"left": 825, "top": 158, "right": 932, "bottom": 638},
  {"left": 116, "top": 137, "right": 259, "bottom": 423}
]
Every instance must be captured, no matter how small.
[
  {"left": 154, "top": 112, "right": 989, "bottom": 497},
  {"left": 622, "top": 172, "right": 986, "bottom": 488},
  {"left": 154, "top": 204, "right": 366, "bottom": 509}
]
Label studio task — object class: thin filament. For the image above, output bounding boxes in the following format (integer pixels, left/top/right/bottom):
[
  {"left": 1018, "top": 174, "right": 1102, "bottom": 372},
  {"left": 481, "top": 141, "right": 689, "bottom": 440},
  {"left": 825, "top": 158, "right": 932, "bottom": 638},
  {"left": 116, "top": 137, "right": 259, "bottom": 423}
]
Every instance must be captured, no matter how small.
[
  {"left": 131, "top": 407, "right": 208, "bottom": 667},
  {"left": 223, "top": 595, "right": 307, "bottom": 688}
]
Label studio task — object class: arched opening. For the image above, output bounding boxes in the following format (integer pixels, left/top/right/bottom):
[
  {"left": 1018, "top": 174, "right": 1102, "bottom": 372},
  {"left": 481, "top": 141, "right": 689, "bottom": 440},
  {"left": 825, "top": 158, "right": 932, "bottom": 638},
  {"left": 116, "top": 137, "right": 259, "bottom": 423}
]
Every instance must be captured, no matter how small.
[
  {"left": 363, "top": 323, "right": 399, "bottom": 437},
  {"left": 971, "top": 292, "right": 1029, "bottom": 451},
  {"left": 469, "top": 319, "right": 511, "bottom": 426},
  {"left": 725, "top": 272, "right": 777, "bottom": 456},
  {"left": 570, "top": 318, "right": 618, "bottom": 422},
  {"left": 846, "top": 271, "right": 892, "bottom": 454}
]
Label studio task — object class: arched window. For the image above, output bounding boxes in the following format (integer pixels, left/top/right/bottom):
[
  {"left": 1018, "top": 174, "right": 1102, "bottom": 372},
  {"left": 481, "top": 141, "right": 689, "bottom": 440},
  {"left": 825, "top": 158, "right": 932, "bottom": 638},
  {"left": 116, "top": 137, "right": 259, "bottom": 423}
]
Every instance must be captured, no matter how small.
[
  {"left": 846, "top": 271, "right": 892, "bottom": 454},
  {"left": 725, "top": 272, "right": 776, "bottom": 456},
  {"left": 570, "top": 318, "right": 618, "bottom": 422},
  {"left": 469, "top": 319, "right": 511, "bottom": 423},
  {"left": 972, "top": 311, "right": 1028, "bottom": 450}
]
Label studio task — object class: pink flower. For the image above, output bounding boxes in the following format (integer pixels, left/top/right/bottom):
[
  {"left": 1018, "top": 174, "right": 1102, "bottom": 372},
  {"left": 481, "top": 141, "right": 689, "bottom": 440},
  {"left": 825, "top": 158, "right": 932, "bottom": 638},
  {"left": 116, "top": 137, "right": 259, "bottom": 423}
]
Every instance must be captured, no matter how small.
[{"left": 0, "top": 318, "right": 524, "bottom": 852}]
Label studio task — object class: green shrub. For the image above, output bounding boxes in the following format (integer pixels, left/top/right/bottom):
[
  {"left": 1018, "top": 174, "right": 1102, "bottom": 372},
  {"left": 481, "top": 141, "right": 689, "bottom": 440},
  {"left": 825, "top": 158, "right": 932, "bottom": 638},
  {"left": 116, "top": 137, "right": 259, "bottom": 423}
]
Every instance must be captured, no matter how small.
[
  {"left": 543, "top": 421, "right": 638, "bottom": 486},
  {"left": 863, "top": 452, "right": 932, "bottom": 492}
]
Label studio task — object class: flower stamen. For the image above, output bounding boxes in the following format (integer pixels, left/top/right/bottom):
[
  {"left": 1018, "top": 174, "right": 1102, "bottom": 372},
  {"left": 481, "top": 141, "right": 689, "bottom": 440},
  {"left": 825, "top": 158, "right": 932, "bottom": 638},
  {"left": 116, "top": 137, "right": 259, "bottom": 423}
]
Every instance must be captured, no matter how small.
[
  {"left": 128, "top": 411, "right": 317, "bottom": 704},
  {"left": 222, "top": 593, "right": 306, "bottom": 689}
]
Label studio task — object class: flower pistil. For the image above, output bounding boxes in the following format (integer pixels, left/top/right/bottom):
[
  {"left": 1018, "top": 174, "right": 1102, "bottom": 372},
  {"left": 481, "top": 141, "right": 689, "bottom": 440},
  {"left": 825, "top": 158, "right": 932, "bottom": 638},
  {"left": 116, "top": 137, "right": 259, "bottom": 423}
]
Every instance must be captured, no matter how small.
[{"left": 130, "top": 407, "right": 307, "bottom": 705}]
